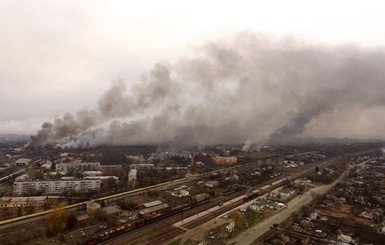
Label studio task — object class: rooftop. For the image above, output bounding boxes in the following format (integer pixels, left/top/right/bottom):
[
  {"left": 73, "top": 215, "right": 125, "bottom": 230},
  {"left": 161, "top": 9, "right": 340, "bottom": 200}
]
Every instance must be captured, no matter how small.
[
  {"left": 139, "top": 204, "right": 169, "bottom": 215},
  {"left": 143, "top": 200, "right": 162, "bottom": 208}
]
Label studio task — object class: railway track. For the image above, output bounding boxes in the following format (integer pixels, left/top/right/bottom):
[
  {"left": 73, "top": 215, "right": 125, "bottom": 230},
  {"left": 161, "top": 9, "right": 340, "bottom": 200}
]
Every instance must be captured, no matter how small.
[
  {"left": 98, "top": 191, "right": 244, "bottom": 245},
  {"left": 1, "top": 156, "right": 338, "bottom": 245},
  {"left": 102, "top": 160, "right": 334, "bottom": 245},
  {"left": 145, "top": 228, "right": 185, "bottom": 245},
  {"left": 0, "top": 163, "right": 263, "bottom": 230}
]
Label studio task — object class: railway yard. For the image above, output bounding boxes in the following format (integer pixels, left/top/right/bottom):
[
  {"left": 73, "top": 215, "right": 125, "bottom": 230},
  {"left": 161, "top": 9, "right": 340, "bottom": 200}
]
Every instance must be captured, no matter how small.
[{"left": 0, "top": 142, "right": 384, "bottom": 245}]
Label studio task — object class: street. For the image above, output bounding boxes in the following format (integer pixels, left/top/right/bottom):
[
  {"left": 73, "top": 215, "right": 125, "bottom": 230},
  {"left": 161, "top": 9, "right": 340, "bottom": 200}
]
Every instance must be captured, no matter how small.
[{"left": 226, "top": 169, "right": 348, "bottom": 244}]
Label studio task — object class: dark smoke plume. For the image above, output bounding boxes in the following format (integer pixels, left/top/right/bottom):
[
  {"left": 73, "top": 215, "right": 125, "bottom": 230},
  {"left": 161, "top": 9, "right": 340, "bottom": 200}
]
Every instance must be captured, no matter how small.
[{"left": 31, "top": 33, "right": 385, "bottom": 148}]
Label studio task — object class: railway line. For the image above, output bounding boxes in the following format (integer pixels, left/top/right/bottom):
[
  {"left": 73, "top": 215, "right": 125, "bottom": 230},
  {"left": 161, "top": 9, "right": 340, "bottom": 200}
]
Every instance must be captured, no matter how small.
[
  {"left": 0, "top": 155, "right": 337, "bottom": 245},
  {"left": 0, "top": 159, "right": 305, "bottom": 230},
  {"left": 0, "top": 178, "right": 183, "bottom": 229},
  {"left": 98, "top": 160, "right": 333, "bottom": 245},
  {"left": 0, "top": 159, "right": 41, "bottom": 184},
  {"left": 0, "top": 162, "right": 263, "bottom": 230},
  {"left": 97, "top": 191, "right": 243, "bottom": 245}
]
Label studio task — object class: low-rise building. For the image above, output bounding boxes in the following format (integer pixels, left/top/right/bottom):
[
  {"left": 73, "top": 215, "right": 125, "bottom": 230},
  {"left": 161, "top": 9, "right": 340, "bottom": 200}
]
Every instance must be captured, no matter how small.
[
  {"left": 0, "top": 163, "right": 12, "bottom": 171},
  {"left": 142, "top": 200, "right": 163, "bottom": 208},
  {"left": 250, "top": 199, "right": 267, "bottom": 211},
  {"left": 279, "top": 188, "right": 296, "bottom": 198},
  {"left": 139, "top": 203, "right": 169, "bottom": 219},
  {"left": 86, "top": 200, "right": 101, "bottom": 212},
  {"left": 171, "top": 190, "right": 190, "bottom": 197},
  {"left": 205, "top": 180, "right": 220, "bottom": 188},
  {"left": 266, "top": 200, "right": 278, "bottom": 209},
  {"left": 14, "top": 158, "right": 31, "bottom": 166},
  {"left": 0, "top": 196, "right": 57, "bottom": 208}
]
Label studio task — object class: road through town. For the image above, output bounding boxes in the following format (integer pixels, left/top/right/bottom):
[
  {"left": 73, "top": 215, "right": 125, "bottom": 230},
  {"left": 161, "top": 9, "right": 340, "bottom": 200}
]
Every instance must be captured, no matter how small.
[{"left": 226, "top": 169, "right": 349, "bottom": 245}]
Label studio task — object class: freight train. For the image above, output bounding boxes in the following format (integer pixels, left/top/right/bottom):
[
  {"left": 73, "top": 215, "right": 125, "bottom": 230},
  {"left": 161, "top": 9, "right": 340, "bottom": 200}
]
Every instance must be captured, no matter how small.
[
  {"left": 223, "top": 185, "right": 244, "bottom": 196},
  {"left": 79, "top": 194, "right": 210, "bottom": 245},
  {"left": 243, "top": 188, "right": 261, "bottom": 201}
]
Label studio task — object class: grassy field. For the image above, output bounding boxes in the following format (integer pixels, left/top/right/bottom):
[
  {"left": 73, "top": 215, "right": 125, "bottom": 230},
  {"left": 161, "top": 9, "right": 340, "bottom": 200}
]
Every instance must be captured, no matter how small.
[{"left": 207, "top": 209, "right": 273, "bottom": 241}]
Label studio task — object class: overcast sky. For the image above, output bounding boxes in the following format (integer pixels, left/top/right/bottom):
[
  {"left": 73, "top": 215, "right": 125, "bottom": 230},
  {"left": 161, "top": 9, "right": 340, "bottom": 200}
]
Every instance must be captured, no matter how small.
[{"left": 1, "top": 0, "right": 385, "bottom": 135}]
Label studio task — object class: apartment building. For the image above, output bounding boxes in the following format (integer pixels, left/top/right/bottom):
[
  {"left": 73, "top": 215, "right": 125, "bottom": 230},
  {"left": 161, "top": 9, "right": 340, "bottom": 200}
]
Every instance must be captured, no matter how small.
[
  {"left": 13, "top": 179, "right": 101, "bottom": 195},
  {"left": 56, "top": 162, "right": 100, "bottom": 173}
]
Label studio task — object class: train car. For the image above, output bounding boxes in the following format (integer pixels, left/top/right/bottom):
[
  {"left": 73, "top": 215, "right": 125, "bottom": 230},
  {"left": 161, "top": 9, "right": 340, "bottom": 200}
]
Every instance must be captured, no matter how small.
[
  {"left": 134, "top": 218, "right": 146, "bottom": 228},
  {"left": 193, "top": 193, "right": 210, "bottom": 202},
  {"left": 110, "top": 226, "right": 126, "bottom": 238},
  {"left": 223, "top": 189, "right": 237, "bottom": 196},
  {"left": 243, "top": 189, "right": 260, "bottom": 201},
  {"left": 93, "top": 222, "right": 137, "bottom": 244},
  {"left": 124, "top": 222, "right": 136, "bottom": 232},
  {"left": 223, "top": 185, "right": 245, "bottom": 196},
  {"left": 82, "top": 193, "right": 210, "bottom": 244}
]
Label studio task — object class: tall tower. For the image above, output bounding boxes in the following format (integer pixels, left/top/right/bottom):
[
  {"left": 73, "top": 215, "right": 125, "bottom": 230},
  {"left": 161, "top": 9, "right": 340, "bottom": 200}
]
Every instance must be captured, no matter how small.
[{"left": 190, "top": 152, "right": 195, "bottom": 166}]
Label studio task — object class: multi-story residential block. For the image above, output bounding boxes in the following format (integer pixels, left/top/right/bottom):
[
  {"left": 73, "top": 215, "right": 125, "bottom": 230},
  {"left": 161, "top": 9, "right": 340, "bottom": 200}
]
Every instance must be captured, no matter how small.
[
  {"left": 13, "top": 179, "right": 101, "bottom": 195},
  {"left": 56, "top": 162, "right": 100, "bottom": 173},
  {"left": 129, "top": 163, "right": 154, "bottom": 170}
]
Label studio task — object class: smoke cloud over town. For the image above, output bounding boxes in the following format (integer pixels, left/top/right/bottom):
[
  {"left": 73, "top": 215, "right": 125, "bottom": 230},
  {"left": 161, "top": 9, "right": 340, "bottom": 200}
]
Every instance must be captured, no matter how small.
[{"left": 30, "top": 34, "right": 385, "bottom": 148}]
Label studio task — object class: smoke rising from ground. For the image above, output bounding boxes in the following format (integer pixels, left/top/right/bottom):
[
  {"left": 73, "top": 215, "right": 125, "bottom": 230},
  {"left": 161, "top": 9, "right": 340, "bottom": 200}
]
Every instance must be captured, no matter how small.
[{"left": 31, "top": 33, "right": 385, "bottom": 148}]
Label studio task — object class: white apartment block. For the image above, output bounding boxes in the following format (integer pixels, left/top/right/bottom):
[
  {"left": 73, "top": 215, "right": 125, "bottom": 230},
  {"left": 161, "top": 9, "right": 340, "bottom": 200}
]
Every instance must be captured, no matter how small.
[
  {"left": 13, "top": 179, "right": 101, "bottom": 195},
  {"left": 56, "top": 162, "right": 100, "bottom": 173},
  {"left": 129, "top": 163, "right": 154, "bottom": 170},
  {"left": 128, "top": 169, "right": 137, "bottom": 183}
]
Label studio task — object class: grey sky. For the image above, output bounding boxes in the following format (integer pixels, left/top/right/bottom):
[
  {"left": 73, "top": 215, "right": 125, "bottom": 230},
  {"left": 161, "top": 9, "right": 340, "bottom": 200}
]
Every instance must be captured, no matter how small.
[{"left": 1, "top": 0, "right": 385, "bottom": 141}]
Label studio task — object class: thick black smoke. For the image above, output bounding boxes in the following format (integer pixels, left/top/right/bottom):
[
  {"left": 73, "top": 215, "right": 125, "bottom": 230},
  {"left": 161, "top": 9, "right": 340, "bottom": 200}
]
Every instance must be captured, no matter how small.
[{"left": 31, "top": 33, "right": 385, "bottom": 148}]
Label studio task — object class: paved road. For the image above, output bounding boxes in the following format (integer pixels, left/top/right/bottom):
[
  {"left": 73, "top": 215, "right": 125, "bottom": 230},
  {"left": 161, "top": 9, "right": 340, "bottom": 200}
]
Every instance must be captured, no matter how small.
[
  {"left": 227, "top": 169, "right": 349, "bottom": 245},
  {"left": 163, "top": 161, "right": 334, "bottom": 245}
]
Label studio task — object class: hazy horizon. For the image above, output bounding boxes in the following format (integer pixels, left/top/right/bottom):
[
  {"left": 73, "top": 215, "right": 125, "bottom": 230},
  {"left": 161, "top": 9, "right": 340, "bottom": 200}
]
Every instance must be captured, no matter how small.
[{"left": 2, "top": 1, "right": 385, "bottom": 147}]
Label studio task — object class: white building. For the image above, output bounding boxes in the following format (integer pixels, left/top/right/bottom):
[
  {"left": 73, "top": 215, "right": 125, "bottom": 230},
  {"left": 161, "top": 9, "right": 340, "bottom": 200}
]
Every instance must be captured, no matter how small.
[
  {"left": 83, "top": 171, "right": 103, "bottom": 177},
  {"left": 129, "top": 163, "right": 154, "bottom": 170},
  {"left": 171, "top": 190, "right": 190, "bottom": 197},
  {"left": 84, "top": 176, "right": 119, "bottom": 183},
  {"left": 13, "top": 179, "right": 101, "bottom": 195},
  {"left": 128, "top": 169, "right": 137, "bottom": 183},
  {"left": 14, "top": 158, "right": 31, "bottom": 166},
  {"left": 56, "top": 162, "right": 100, "bottom": 173},
  {"left": 86, "top": 200, "right": 101, "bottom": 212}
]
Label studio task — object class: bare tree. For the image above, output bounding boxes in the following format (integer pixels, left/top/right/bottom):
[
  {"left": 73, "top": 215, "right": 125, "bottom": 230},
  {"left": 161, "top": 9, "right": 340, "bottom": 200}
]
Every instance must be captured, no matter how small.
[{"left": 46, "top": 206, "right": 69, "bottom": 235}]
